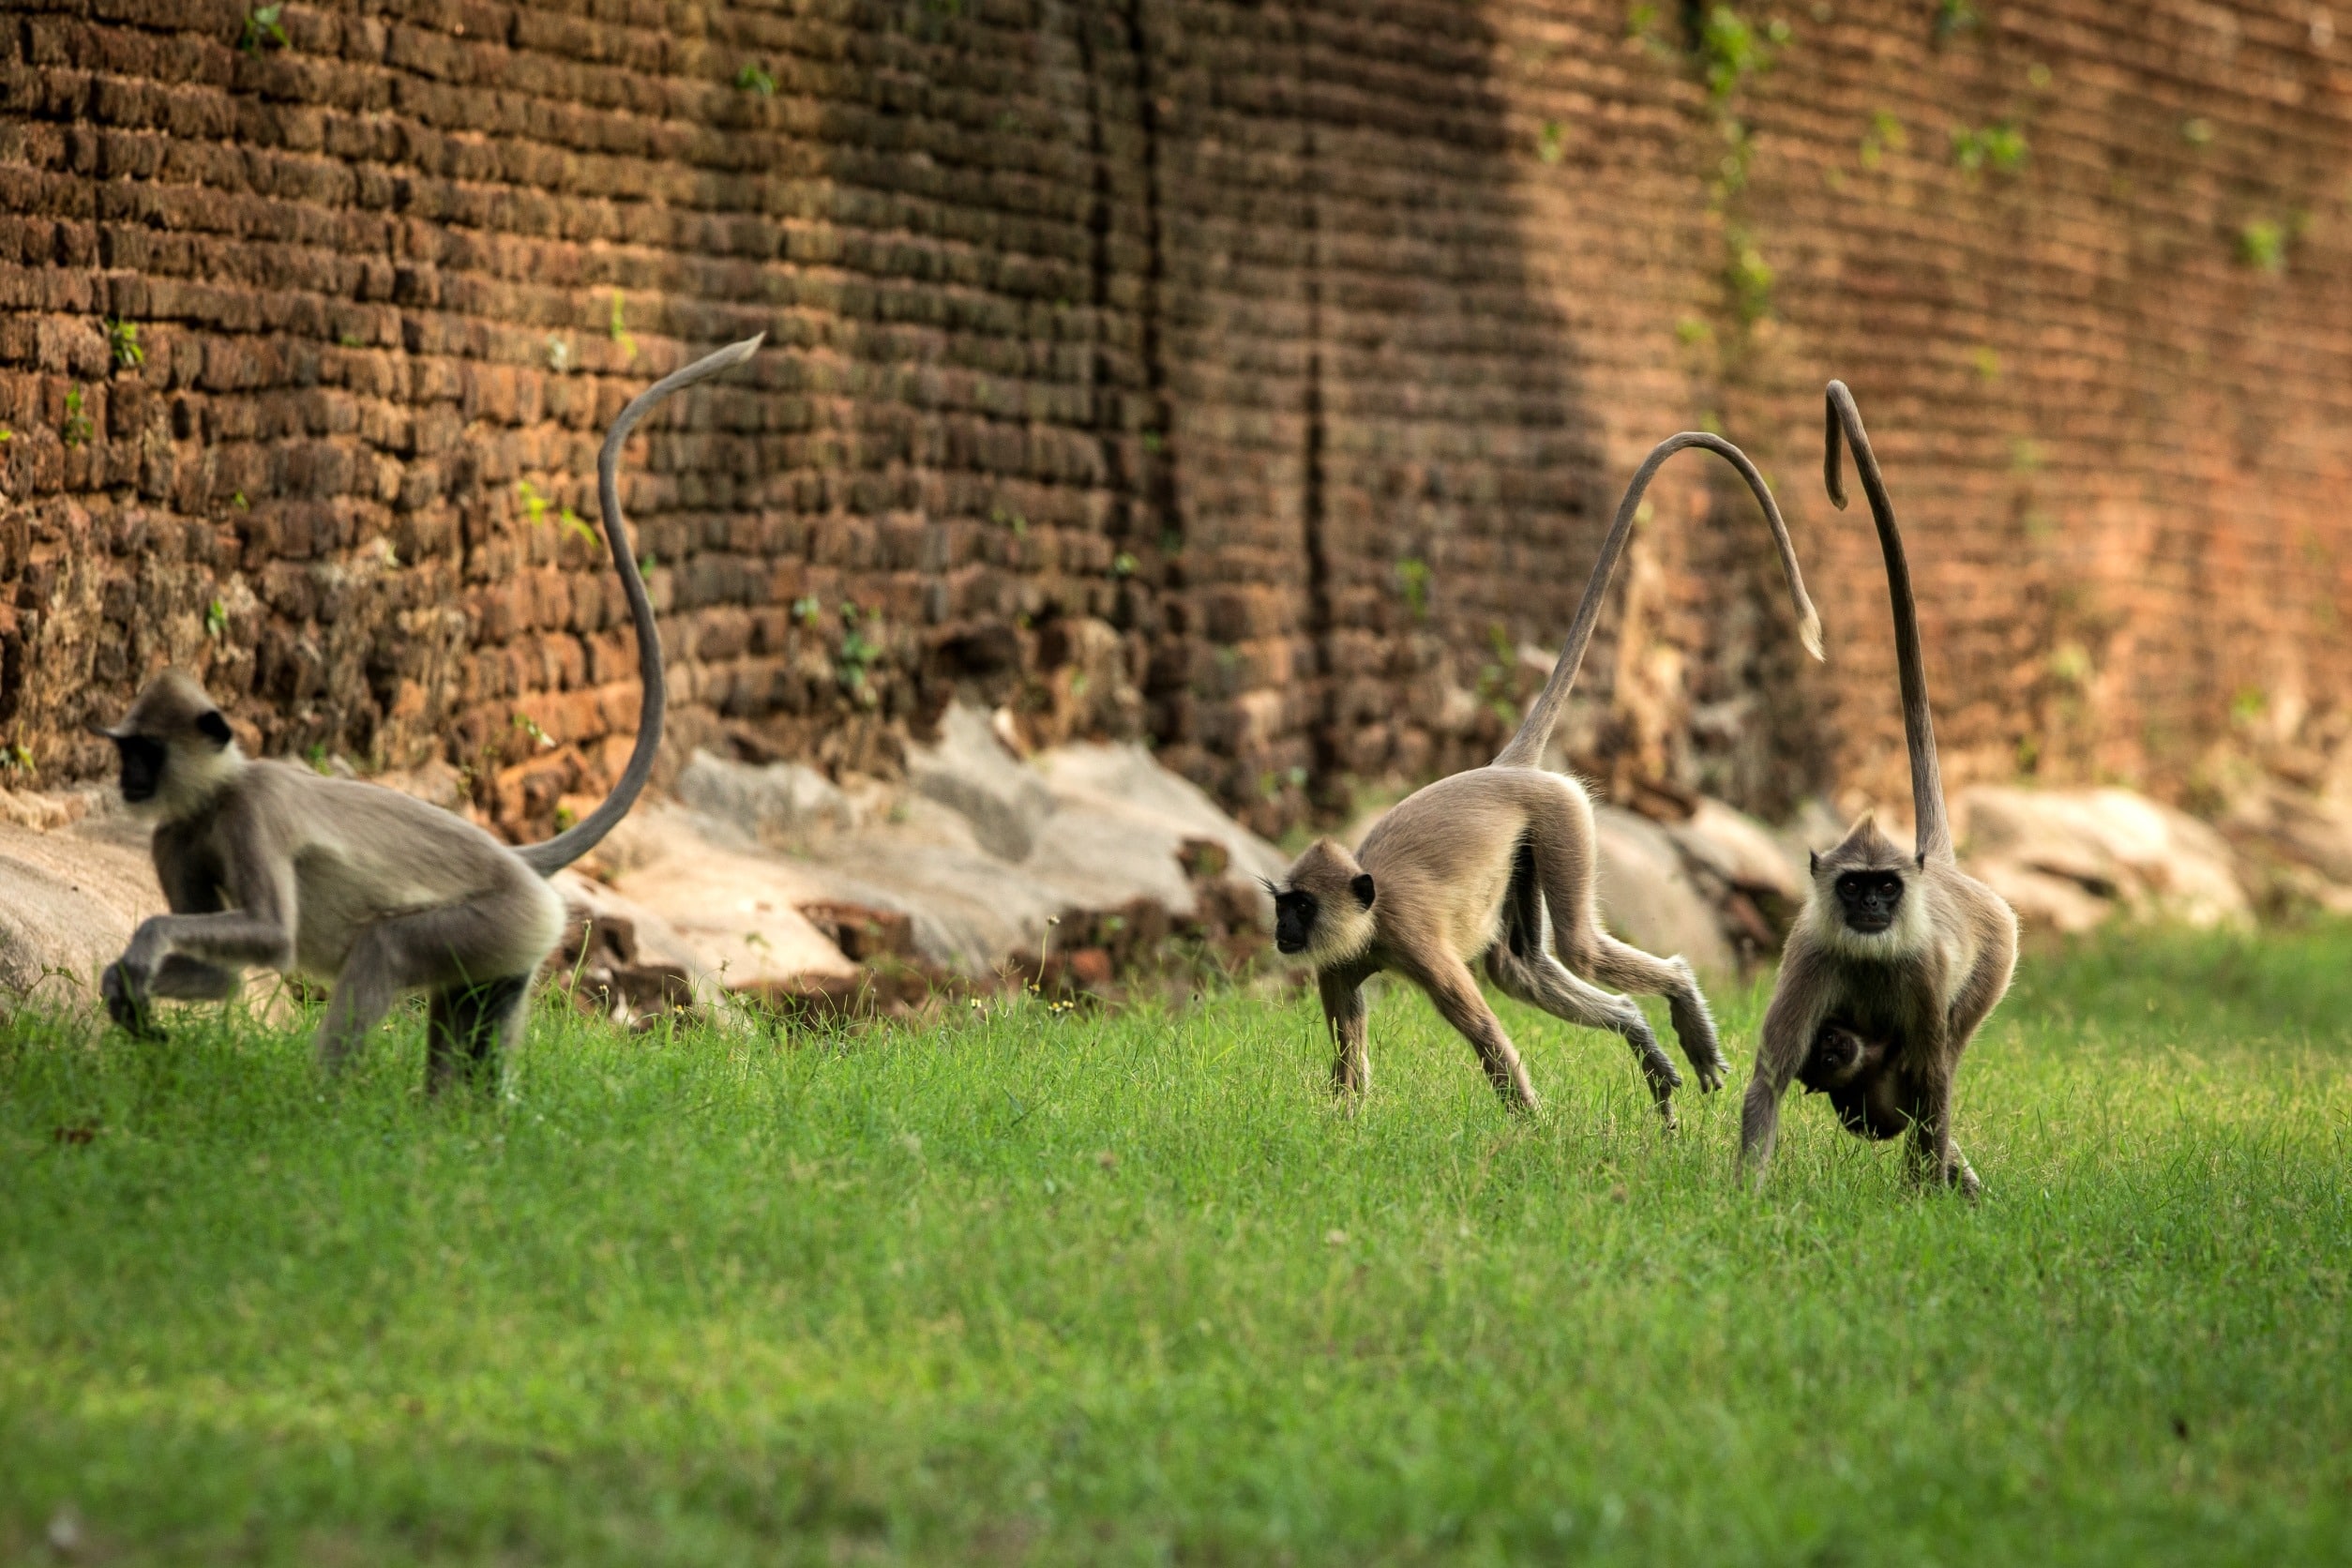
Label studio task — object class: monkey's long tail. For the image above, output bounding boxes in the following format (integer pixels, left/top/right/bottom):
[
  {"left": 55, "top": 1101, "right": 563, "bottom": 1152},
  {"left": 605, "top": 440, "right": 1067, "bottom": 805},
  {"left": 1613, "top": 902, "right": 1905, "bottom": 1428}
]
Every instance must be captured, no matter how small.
[
  {"left": 1495, "top": 431, "right": 1822, "bottom": 771},
  {"left": 516, "top": 334, "right": 765, "bottom": 878},
  {"left": 1823, "top": 380, "right": 1951, "bottom": 864}
]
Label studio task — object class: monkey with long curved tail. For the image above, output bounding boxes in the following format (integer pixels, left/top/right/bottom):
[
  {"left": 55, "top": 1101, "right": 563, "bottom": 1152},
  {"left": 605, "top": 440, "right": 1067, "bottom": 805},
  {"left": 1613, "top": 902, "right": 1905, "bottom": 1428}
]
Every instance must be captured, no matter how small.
[
  {"left": 94, "top": 336, "right": 764, "bottom": 1093},
  {"left": 1739, "top": 382, "right": 2018, "bottom": 1194},
  {"left": 1270, "top": 433, "right": 1822, "bottom": 1124}
]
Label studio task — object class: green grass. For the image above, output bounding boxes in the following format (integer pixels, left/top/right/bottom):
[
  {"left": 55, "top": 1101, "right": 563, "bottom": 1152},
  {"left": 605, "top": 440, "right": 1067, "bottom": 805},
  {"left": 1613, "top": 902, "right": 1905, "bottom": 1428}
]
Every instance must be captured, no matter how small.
[{"left": 2, "top": 926, "right": 2348, "bottom": 1565}]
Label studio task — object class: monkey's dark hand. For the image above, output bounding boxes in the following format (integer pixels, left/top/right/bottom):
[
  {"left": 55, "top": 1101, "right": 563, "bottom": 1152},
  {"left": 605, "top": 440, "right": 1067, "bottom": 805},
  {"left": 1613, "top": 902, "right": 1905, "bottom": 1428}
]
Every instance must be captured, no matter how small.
[{"left": 100, "top": 959, "right": 163, "bottom": 1040}]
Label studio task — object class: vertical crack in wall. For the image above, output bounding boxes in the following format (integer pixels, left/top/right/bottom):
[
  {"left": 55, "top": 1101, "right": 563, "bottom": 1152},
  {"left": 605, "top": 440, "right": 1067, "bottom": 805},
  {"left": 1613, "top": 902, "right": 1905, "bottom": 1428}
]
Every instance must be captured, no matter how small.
[
  {"left": 1120, "top": 0, "right": 1184, "bottom": 748},
  {"left": 1121, "top": 4, "right": 1177, "bottom": 560},
  {"left": 1293, "top": 13, "right": 1338, "bottom": 801}
]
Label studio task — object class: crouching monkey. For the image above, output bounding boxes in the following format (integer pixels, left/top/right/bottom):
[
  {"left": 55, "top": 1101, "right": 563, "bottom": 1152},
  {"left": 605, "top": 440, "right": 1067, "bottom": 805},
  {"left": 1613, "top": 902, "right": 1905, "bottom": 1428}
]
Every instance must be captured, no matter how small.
[{"left": 95, "top": 336, "right": 764, "bottom": 1092}]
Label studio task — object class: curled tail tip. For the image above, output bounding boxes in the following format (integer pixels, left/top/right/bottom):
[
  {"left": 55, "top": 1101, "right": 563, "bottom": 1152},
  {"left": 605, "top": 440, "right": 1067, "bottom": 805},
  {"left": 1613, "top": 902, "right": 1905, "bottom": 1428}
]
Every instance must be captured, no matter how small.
[{"left": 712, "top": 333, "right": 765, "bottom": 367}]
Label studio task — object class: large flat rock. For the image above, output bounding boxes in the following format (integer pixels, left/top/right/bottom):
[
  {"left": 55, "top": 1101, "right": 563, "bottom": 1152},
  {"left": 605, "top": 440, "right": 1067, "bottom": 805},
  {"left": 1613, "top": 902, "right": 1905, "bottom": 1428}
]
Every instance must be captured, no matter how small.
[
  {"left": 0, "top": 804, "right": 161, "bottom": 1003},
  {"left": 595, "top": 707, "right": 1286, "bottom": 983}
]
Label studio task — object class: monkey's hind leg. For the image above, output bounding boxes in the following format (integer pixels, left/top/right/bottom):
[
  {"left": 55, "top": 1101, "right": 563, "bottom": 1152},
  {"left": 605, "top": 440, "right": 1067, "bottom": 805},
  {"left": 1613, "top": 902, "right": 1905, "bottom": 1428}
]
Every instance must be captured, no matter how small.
[
  {"left": 1487, "top": 944, "right": 1681, "bottom": 1128},
  {"left": 316, "top": 901, "right": 548, "bottom": 1082},
  {"left": 1530, "top": 834, "right": 1726, "bottom": 1093},
  {"left": 1576, "top": 936, "right": 1725, "bottom": 1094},
  {"left": 427, "top": 974, "right": 535, "bottom": 1097}
]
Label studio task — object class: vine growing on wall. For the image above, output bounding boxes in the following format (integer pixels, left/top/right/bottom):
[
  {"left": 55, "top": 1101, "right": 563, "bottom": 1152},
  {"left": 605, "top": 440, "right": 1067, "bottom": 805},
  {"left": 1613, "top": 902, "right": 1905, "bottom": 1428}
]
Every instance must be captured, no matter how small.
[{"left": 1629, "top": 5, "right": 1791, "bottom": 358}]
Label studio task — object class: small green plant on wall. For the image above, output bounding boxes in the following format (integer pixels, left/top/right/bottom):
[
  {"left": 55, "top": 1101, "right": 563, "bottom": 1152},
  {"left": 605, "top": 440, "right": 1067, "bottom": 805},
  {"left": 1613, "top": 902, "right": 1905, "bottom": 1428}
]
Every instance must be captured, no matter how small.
[
  {"left": 1951, "top": 121, "right": 2028, "bottom": 174},
  {"left": 608, "top": 293, "right": 637, "bottom": 363},
  {"left": 61, "top": 386, "right": 92, "bottom": 447},
  {"left": 2237, "top": 219, "right": 2287, "bottom": 274},
  {"left": 1395, "top": 558, "right": 1431, "bottom": 623},
  {"left": 240, "top": 3, "right": 287, "bottom": 53},
  {"left": 104, "top": 319, "right": 143, "bottom": 370}
]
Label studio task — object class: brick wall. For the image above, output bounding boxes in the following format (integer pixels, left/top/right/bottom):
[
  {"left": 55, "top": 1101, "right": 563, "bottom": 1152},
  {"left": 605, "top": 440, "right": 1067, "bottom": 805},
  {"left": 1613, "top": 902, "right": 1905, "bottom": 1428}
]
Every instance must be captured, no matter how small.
[{"left": 3, "top": 1, "right": 2345, "bottom": 840}]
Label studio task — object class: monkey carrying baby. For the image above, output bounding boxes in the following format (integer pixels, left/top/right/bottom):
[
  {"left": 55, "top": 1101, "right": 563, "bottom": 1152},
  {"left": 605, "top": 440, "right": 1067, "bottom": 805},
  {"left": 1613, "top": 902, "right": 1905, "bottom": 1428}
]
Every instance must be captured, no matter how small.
[
  {"left": 94, "top": 336, "right": 764, "bottom": 1093},
  {"left": 1740, "top": 382, "right": 2020, "bottom": 1195},
  {"left": 1271, "top": 433, "right": 1823, "bottom": 1125}
]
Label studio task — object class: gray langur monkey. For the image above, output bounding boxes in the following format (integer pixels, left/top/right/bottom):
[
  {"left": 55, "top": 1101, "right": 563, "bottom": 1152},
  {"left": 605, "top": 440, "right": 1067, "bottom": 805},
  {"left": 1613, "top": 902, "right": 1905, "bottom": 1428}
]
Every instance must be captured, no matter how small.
[
  {"left": 1739, "top": 381, "right": 2018, "bottom": 1195},
  {"left": 95, "top": 335, "right": 764, "bottom": 1092},
  {"left": 1272, "top": 433, "right": 1824, "bottom": 1123}
]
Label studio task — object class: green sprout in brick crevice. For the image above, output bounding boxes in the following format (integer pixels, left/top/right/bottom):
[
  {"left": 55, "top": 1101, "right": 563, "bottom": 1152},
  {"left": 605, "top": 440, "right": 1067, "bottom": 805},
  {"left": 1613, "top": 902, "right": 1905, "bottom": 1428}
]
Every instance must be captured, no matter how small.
[
  {"left": 1724, "top": 226, "right": 1776, "bottom": 325},
  {"left": 104, "top": 318, "right": 143, "bottom": 370},
  {"left": 1951, "top": 121, "right": 2029, "bottom": 175},
  {"left": 608, "top": 292, "right": 638, "bottom": 363},
  {"left": 1395, "top": 557, "right": 1431, "bottom": 622},
  {"left": 1933, "top": 0, "right": 1981, "bottom": 42},
  {"left": 733, "top": 62, "right": 777, "bottom": 96},
  {"left": 1696, "top": 6, "right": 1788, "bottom": 106},
  {"left": 1859, "top": 109, "right": 1907, "bottom": 172},
  {"left": 204, "top": 599, "right": 229, "bottom": 640},
  {"left": 61, "top": 385, "right": 92, "bottom": 447},
  {"left": 1535, "top": 120, "right": 1568, "bottom": 165},
  {"left": 240, "top": 3, "right": 288, "bottom": 53},
  {"left": 511, "top": 713, "right": 556, "bottom": 752},
  {"left": 2237, "top": 219, "right": 2287, "bottom": 274},
  {"left": 835, "top": 602, "right": 880, "bottom": 693}
]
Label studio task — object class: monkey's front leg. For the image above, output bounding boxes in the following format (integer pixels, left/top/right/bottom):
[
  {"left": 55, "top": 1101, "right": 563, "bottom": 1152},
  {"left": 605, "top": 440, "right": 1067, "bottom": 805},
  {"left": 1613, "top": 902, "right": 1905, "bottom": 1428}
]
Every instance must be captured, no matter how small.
[
  {"left": 1319, "top": 963, "right": 1375, "bottom": 1101},
  {"left": 1417, "top": 955, "right": 1540, "bottom": 1114},
  {"left": 1741, "top": 975, "right": 1826, "bottom": 1184},
  {"left": 103, "top": 911, "right": 293, "bottom": 1036}
]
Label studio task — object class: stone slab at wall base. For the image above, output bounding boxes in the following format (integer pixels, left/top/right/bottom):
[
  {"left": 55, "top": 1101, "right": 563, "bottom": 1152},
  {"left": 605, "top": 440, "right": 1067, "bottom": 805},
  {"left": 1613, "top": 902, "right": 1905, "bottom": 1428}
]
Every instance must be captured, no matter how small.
[
  {"left": 0, "top": 802, "right": 157, "bottom": 1004},
  {"left": 595, "top": 703, "right": 1288, "bottom": 1000}
]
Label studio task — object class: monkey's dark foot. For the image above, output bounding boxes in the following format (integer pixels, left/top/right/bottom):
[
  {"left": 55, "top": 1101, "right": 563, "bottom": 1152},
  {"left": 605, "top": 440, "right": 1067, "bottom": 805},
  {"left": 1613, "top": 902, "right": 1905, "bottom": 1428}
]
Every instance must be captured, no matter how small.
[
  {"left": 1663, "top": 984, "right": 1724, "bottom": 1093},
  {"left": 100, "top": 961, "right": 163, "bottom": 1040}
]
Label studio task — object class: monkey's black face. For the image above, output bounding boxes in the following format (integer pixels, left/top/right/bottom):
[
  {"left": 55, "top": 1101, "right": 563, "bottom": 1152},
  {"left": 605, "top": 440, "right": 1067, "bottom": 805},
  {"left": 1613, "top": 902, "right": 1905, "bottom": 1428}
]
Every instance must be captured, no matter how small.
[
  {"left": 1834, "top": 869, "right": 1907, "bottom": 933},
  {"left": 113, "top": 735, "right": 166, "bottom": 805},
  {"left": 1274, "top": 890, "right": 1318, "bottom": 955}
]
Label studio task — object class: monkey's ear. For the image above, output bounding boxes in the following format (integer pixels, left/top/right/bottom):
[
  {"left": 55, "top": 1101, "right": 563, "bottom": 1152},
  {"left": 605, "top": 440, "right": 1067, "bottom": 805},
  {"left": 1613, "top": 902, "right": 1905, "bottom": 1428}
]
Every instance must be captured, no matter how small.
[
  {"left": 1915, "top": 852, "right": 1926, "bottom": 870},
  {"left": 1350, "top": 873, "right": 1376, "bottom": 909},
  {"left": 1808, "top": 850, "right": 1819, "bottom": 877},
  {"left": 196, "top": 710, "right": 233, "bottom": 748}
]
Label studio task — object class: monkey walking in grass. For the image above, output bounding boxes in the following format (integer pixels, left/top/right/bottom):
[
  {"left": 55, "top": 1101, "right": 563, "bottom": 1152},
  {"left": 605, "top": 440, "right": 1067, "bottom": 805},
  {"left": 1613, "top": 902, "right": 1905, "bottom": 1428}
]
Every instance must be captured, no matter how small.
[
  {"left": 1740, "top": 382, "right": 2020, "bottom": 1196},
  {"left": 94, "top": 336, "right": 764, "bottom": 1093},
  {"left": 1270, "top": 432, "right": 1825, "bottom": 1126}
]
